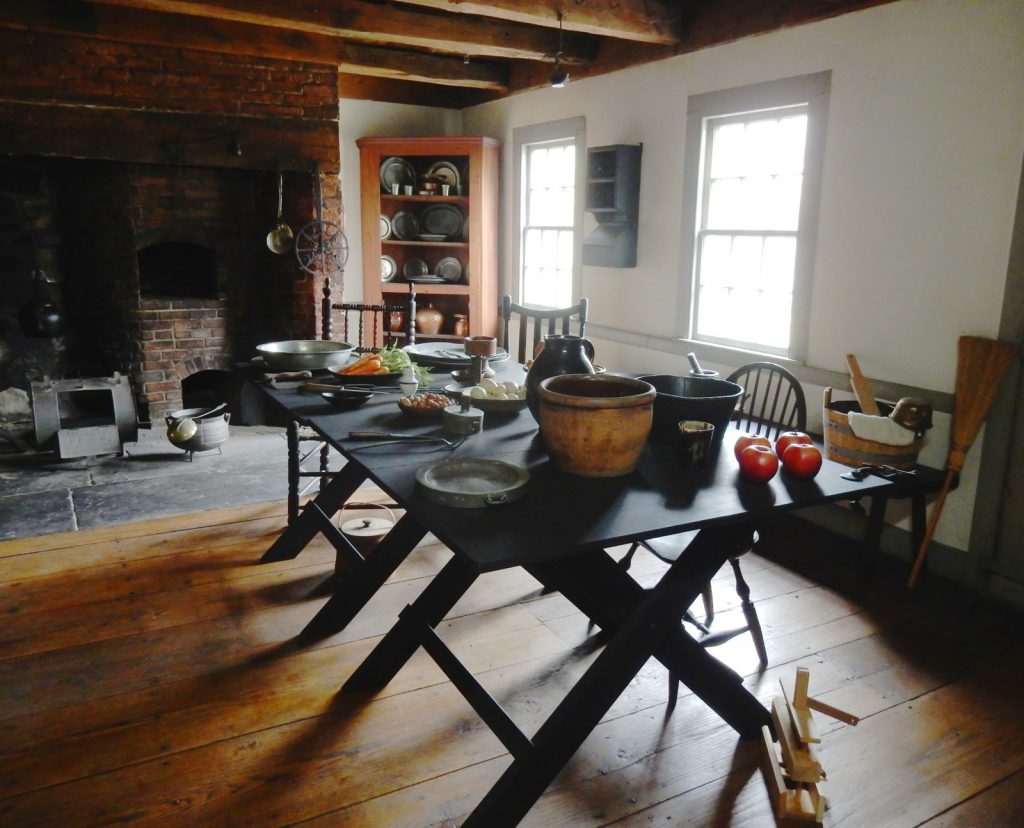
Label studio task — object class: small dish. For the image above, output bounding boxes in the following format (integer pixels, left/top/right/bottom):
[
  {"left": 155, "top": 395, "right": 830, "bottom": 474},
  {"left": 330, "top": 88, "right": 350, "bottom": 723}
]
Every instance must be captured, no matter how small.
[
  {"left": 398, "top": 392, "right": 452, "bottom": 418},
  {"left": 379, "top": 214, "right": 392, "bottom": 239},
  {"left": 321, "top": 389, "right": 373, "bottom": 409},
  {"left": 444, "top": 385, "right": 527, "bottom": 414},
  {"left": 381, "top": 254, "right": 397, "bottom": 282}
]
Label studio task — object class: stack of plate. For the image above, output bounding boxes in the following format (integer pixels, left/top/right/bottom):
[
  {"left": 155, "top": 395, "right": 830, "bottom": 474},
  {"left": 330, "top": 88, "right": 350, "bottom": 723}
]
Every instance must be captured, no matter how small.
[{"left": 404, "top": 342, "right": 510, "bottom": 367}]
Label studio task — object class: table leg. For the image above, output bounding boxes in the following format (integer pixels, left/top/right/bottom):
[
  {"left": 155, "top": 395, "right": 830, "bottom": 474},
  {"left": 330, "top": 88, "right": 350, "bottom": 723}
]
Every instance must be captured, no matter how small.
[
  {"left": 862, "top": 494, "right": 887, "bottom": 579},
  {"left": 300, "top": 512, "right": 430, "bottom": 640},
  {"left": 342, "top": 554, "right": 479, "bottom": 692},
  {"left": 261, "top": 461, "right": 367, "bottom": 562},
  {"left": 465, "top": 530, "right": 767, "bottom": 826}
]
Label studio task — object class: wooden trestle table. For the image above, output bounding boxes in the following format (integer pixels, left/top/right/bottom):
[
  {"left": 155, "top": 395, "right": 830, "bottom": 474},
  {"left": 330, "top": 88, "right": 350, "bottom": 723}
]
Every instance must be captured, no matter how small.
[{"left": 259, "top": 375, "right": 942, "bottom": 826}]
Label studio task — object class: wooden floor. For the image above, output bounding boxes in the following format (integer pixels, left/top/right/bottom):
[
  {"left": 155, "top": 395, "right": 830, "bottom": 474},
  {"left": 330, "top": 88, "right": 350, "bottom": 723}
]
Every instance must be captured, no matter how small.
[{"left": 1, "top": 494, "right": 1023, "bottom": 828}]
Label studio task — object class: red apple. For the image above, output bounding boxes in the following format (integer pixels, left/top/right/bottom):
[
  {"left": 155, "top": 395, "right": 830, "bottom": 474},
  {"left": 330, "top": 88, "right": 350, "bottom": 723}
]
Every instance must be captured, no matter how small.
[
  {"left": 734, "top": 433, "right": 773, "bottom": 461},
  {"left": 782, "top": 442, "right": 823, "bottom": 479},
  {"left": 775, "top": 430, "right": 813, "bottom": 460},
  {"left": 738, "top": 444, "right": 780, "bottom": 483}
]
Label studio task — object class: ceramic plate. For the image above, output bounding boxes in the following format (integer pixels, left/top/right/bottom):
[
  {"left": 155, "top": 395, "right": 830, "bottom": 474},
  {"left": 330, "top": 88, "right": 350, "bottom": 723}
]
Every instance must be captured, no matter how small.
[
  {"left": 403, "top": 257, "right": 429, "bottom": 279},
  {"left": 421, "top": 204, "right": 464, "bottom": 238},
  {"left": 435, "top": 256, "right": 463, "bottom": 283},
  {"left": 426, "top": 161, "right": 461, "bottom": 194},
  {"left": 380, "top": 254, "right": 397, "bottom": 282},
  {"left": 379, "top": 157, "right": 416, "bottom": 193},
  {"left": 379, "top": 214, "right": 392, "bottom": 239},
  {"left": 391, "top": 210, "right": 420, "bottom": 241}
]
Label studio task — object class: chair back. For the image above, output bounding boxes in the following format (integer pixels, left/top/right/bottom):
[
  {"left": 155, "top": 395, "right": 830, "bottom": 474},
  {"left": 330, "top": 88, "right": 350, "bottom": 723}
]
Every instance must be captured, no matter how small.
[
  {"left": 323, "top": 287, "right": 416, "bottom": 352},
  {"left": 501, "top": 295, "right": 588, "bottom": 363},
  {"left": 726, "top": 361, "right": 807, "bottom": 440}
]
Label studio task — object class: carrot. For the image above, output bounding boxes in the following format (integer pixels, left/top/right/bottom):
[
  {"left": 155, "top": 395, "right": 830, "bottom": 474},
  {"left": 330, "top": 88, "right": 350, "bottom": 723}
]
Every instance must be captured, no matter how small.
[
  {"left": 339, "top": 353, "right": 379, "bottom": 374},
  {"left": 345, "top": 356, "right": 383, "bottom": 375}
]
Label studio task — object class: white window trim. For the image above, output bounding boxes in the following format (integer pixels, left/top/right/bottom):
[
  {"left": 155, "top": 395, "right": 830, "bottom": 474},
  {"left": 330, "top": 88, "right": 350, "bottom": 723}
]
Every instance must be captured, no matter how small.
[
  {"left": 511, "top": 117, "right": 586, "bottom": 308},
  {"left": 676, "top": 71, "right": 831, "bottom": 364}
]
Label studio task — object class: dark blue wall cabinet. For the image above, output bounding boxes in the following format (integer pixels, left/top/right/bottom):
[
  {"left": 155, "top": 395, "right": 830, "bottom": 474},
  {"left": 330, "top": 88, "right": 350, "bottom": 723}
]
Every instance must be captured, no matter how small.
[{"left": 583, "top": 144, "right": 641, "bottom": 268}]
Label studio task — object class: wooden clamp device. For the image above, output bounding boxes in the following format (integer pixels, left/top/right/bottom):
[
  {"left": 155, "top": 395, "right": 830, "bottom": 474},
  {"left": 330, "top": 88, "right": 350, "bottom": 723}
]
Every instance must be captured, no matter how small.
[{"left": 760, "top": 667, "right": 859, "bottom": 827}]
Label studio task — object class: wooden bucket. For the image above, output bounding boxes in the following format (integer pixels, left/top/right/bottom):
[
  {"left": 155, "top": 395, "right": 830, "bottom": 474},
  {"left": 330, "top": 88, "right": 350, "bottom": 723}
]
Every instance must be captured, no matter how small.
[{"left": 822, "top": 387, "right": 922, "bottom": 469}]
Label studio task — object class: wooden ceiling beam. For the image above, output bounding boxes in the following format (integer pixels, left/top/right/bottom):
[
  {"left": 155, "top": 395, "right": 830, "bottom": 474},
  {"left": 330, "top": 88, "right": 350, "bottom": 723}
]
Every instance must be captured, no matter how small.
[
  {"left": 0, "top": 1, "right": 508, "bottom": 89},
  {"left": 86, "top": 0, "right": 596, "bottom": 62},
  {"left": 342, "top": 45, "right": 508, "bottom": 92},
  {"left": 392, "top": 0, "right": 684, "bottom": 44}
]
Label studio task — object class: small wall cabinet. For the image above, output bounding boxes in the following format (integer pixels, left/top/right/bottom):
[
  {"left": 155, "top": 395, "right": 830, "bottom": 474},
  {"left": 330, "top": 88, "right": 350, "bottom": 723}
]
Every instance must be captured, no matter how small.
[
  {"left": 358, "top": 136, "right": 500, "bottom": 342},
  {"left": 583, "top": 143, "right": 642, "bottom": 268}
]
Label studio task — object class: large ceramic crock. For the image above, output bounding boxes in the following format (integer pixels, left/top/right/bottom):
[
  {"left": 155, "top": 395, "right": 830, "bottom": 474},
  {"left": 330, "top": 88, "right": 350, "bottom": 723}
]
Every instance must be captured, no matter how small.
[{"left": 537, "top": 373, "right": 655, "bottom": 477}]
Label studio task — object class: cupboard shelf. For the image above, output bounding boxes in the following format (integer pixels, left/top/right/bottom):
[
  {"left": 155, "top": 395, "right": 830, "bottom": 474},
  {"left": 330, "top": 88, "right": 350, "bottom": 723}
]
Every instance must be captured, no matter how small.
[{"left": 360, "top": 136, "right": 499, "bottom": 342}]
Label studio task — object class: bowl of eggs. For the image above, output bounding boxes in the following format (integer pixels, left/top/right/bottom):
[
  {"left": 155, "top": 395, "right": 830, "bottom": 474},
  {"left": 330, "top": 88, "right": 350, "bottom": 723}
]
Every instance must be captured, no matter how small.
[{"left": 446, "top": 377, "right": 528, "bottom": 414}]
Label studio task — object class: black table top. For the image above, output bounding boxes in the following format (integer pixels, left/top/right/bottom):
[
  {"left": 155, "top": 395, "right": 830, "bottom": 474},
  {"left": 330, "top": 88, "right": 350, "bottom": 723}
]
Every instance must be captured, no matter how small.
[{"left": 261, "top": 377, "right": 941, "bottom": 573}]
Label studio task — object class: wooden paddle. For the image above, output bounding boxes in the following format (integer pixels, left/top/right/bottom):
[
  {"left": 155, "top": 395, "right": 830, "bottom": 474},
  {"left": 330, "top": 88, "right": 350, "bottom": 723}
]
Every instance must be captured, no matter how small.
[
  {"left": 907, "top": 335, "right": 1019, "bottom": 587},
  {"left": 846, "top": 354, "right": 880, "bottom": 415}
]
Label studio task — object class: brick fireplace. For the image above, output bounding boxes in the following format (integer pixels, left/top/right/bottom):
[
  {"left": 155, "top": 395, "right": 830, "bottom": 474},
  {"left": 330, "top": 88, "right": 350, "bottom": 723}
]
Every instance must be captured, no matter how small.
[{"left": 0, "top": 28, "right": 343, "bottom": 429}]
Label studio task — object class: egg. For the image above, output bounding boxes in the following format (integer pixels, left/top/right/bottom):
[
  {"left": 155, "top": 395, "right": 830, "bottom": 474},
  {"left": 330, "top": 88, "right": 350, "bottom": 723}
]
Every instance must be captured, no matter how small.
[
  {"left": 480, "top": 377, "right": 499, "bottom": 391},
  {"left": 501, "top": 381, "right": 521, "bottom": 394},
  {"left": 467, "top": 386, "right": 488, "bottom": 399}
]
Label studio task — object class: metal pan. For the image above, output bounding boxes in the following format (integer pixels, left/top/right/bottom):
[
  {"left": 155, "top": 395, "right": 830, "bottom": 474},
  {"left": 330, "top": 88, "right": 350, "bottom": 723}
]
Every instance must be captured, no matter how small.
[
  {"left": 416, "top": 458, "right": 529, "bottom": 508},
  {"left": 256, "top": 340, "right": 354, "bottom": 371}
]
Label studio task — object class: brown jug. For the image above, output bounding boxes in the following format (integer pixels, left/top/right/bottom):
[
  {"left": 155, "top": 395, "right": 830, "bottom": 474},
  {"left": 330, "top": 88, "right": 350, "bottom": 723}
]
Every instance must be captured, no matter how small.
[
  {"left": 415, "top": 303, "right": 444, "bottom": 336},
  {"left": 524, "top": 334, "right": 595, "bottom": 421}
]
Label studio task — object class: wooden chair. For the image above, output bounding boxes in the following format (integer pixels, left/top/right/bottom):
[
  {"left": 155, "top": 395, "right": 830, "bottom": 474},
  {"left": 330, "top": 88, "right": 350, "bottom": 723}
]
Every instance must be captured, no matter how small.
[
  {"left": 500, "top": 294, "right": 588, "bottom": 363},
  {"left": 285, "top": 288, "right": 416, "bottom": 525},
  {"left": 622, "top": 361, "right": 807, "bottom": 707}
]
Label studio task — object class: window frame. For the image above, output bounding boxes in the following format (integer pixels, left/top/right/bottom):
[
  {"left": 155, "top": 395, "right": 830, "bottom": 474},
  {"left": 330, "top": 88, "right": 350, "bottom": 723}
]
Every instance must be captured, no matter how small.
[
  {"left": 512, "top": 117, "right": 586, "bottom": 309},
  {"left": 676, "top": 72, "right": 831, "bottom": 363}
]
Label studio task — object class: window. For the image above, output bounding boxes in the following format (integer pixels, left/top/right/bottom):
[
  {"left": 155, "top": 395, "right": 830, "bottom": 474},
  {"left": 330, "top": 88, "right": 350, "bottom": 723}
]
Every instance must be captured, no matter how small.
[
  {"left": 513, "top": 118, "right": 585, "bottom": 308},
  {"left": 679, "top": 73, "right": 830, "bottom": 360}
]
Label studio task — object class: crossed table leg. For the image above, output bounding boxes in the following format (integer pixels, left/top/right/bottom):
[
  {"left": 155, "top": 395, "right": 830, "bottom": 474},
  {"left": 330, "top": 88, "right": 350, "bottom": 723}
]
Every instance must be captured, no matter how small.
[{"left": 342, "top": 524, "right": 771, "bottom": 826}]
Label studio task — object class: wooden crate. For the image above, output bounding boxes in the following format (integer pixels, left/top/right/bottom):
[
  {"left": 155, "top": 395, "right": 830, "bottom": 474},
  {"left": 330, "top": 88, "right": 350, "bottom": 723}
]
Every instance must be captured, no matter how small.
[{"left": 823, "top": 387, "right": 922, "bottom": 469}]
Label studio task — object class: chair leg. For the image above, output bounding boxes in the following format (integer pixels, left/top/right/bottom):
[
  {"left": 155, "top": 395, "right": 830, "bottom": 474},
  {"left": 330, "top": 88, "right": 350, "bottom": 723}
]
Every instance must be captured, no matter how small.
[
  {"left": 701, "top": 584, "right": 714, "bottom": 626},
  {"left": 667, "top": 667, "right": 679, "bottom": 711},
  {"left": 729, "top": 557, "right": 768, "bottom": 667}
]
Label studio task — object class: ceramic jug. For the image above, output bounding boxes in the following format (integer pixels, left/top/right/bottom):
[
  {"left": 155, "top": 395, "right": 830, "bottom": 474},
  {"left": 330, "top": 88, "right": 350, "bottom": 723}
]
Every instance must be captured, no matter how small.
[
  {"left": 415, "top": 303, "right": 444, "bottom": 336},
  {"left": 525, "top": 334, "right": 595, "bottom": 421}
]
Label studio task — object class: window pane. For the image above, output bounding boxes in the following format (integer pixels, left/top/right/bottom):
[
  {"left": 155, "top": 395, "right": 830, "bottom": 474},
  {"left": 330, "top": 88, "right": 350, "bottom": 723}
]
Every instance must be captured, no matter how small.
[
  {"left": 693, "top": 101, "right": 810, "bottom": 352},
  {"left": 521, "top": 137, "right": 576, "bottom": 308}
]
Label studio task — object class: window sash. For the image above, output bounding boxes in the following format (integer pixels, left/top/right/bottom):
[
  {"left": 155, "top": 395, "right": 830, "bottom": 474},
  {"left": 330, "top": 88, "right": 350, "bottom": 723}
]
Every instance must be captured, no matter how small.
[{"left": 676, "top": 72, "right": 831, "bottom": 364}]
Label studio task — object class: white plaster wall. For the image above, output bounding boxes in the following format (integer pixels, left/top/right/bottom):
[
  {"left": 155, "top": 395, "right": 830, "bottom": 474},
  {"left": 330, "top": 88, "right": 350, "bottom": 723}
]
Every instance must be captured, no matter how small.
[
  {"left": 461, "top": 0, "right": 1024, "bottom": 554},
  {"left": 337, "top": 100, "right": 460, "bottom": 301}
]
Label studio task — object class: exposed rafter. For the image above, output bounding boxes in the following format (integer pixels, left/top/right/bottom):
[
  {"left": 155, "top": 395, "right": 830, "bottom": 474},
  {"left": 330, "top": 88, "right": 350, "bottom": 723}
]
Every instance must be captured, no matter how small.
[
  {"left": 85, "top": 0, "right": 596, "bottom": 62},
  {"left": 391, "top": 0, "right": 684, "bottom": 44},
  {"left": 0, "top": 0, "right": 904, "bottom": 108}
]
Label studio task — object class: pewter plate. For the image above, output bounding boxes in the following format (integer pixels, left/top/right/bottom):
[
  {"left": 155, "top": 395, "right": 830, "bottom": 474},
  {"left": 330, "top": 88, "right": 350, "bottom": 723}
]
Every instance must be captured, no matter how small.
[
  {"left": 421, "top": 204, "right": 464, "bottom": 238},
  {"left": 416, "top": 459, "right": 529, "bottom": 508},
  {"left": 380, "top": 156, "right": 416, "bottom": 192},
  {"left": 391, "top": 210, "right": 420, "bottom": 241}
]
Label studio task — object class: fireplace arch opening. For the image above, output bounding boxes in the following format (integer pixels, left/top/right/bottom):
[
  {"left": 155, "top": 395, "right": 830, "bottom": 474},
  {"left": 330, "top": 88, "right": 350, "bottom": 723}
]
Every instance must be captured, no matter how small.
[{"left": 138, "top": 241, "right": 217, "bottom": 299}]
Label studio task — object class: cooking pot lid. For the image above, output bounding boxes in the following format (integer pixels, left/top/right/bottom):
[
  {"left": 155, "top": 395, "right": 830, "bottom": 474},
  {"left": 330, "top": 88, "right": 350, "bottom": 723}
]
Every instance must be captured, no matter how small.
[{"left": 340, "top": 516, "right": 393, "bottom": 537}]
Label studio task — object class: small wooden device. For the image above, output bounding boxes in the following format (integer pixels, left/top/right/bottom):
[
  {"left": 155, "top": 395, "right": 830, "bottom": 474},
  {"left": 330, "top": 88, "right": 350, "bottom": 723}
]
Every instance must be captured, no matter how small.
[{"left": 760, "top": 667, "right": 859, "bottom": 827}]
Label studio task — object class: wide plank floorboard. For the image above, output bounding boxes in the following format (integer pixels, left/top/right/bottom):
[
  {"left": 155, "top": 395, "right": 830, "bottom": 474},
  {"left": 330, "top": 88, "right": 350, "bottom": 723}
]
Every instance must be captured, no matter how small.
[{"left": 0, "top": 501, "right": 1021, "bottom": 826}]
